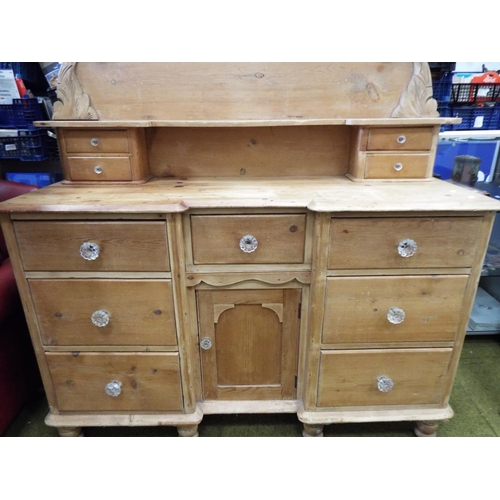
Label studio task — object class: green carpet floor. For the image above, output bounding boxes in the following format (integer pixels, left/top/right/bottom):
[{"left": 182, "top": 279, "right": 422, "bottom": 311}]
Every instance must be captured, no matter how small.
[{"left": 4, "top": 335, "right": 500, "bottom": 437}]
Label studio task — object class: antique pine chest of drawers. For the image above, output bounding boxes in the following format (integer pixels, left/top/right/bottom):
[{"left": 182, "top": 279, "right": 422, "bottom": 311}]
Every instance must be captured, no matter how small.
[{"left": 1, "top": 62, "right": 499, "bottom": 437}]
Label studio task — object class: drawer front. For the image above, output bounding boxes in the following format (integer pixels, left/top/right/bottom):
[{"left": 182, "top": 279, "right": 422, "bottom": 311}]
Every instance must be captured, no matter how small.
[
  {"left": 30, "top": 279, "right": 177, "bottom": 346},
  {"left": 47, "top": 352, "right": 183, "bottom": 411},
  {"left": 63, "top": 130, "right": 129, "bottom": 154},
  {"left": 191, "top": 214, "right": 306, "bottom": 264},
  {"left": 328, "top": 217, "right": 482, "bottom": 269},
  {"left": 367, "top": 127, "right": 433, "bottom": 151},
  {"left": 317, "top": 348, "right": 452, "bottom": 407},
  {"left": 364, "top": 153, "right": 429, "bottom": 179},
  {"left": 14, "top": 221, "right": 169, "bottom": 271},
  {"left": 67, "top": 157, "right": 132, "bottom": 181},
  {"left": 322, "top": 275, "right": 468, "bottom": 344}
]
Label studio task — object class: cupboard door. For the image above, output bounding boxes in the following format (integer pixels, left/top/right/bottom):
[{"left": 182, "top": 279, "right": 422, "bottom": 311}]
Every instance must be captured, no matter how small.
[{"left": 197, "top": 289, "right": 301, "bottom": 400}]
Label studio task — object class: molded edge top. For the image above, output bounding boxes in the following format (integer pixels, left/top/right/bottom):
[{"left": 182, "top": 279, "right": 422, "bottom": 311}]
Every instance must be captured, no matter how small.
[{"left": 34, "top": 117, "right": 460, "bottom": 128}]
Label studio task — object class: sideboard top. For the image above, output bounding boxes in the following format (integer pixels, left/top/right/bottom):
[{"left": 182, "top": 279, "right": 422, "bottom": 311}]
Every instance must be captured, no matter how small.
[
  {"left": 1, "top": 177, "right": 499, "bottom": 214},
  {"left": 45, "top": 62, "right": 451, "bottom": 125}
]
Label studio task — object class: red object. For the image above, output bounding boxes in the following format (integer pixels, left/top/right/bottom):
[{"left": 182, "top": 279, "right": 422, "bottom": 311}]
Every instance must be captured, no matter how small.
[
  {"left": 14, "top": 78, "right": 27, "bottom": 99},
  {"left": 0, "top": 180, "right": 40, "bottom": 435}
]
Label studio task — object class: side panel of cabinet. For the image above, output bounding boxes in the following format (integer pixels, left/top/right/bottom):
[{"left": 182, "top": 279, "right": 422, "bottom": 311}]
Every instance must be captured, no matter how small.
[{"left": 197, "top": 288, "right": 301, "bottom": 400}]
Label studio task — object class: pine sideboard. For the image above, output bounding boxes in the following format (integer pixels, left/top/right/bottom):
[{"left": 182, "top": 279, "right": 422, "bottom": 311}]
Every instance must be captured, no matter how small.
[{"left": 1, "top": 62, "right": 499, "bottom": 437}]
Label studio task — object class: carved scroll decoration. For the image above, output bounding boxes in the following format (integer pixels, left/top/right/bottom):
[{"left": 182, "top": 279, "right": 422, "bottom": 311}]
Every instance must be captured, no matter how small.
[
  {"left": 391, "top": 62, "right": 439, "bottom": 118},
  {"left": 186, "top": 273, "right": 311, "bottom": 288},
  {"left": 53, "top": 62, "right": 99, "bottom": 120}
]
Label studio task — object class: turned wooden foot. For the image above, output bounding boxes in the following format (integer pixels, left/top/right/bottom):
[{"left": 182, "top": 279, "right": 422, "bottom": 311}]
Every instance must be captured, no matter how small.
[
  {"left": 177, "top": 424, "right": 199, "bottom": 437},
  {"left": 414, "top": 420, "right": 439, "bottom": 437},
  {"left": 58, "top": 426, "right": 84, "bottom": 437},
  {"left": 302, "top": 423, "right": 324, "bottom": 437}
]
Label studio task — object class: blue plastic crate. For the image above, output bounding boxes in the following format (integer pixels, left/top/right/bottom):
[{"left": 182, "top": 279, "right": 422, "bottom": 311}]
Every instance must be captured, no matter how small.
[
  {"left": 0, "top": 98, "right": 46, "bottom": 129},
  {"left": 432, "top": 72, "right": 453, "bottom": 104},
  {"left": 438, "top": 104, "right": 500, "bottom": 132},
  {"left": 0, "top": 129, "right": 47, "bottom": 161},
  {"left": 5, "top": 172, "right": 56, "bottom": 188}
]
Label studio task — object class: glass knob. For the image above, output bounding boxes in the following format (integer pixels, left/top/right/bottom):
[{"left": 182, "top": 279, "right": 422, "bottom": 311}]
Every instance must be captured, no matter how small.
[
  {"left": 398, "top": 239, "right": 417, "bottom": 258},
  {"left": 105, "top": 380, "right": 122, "bottom": 397},
  {"left": 239, "top": 235, "right": 258, "bottom": 253},
  {"left": 91, "top": 310, "right": 110, "bottom": 327},
  {"left": 200, "top": 337, "right": 212, "bottom": 350},
  {"left": 90, "top": 138, "right": 100, "bottom": 147},
  {"left": 397, "top": 135, "right": 406, "bottom": 144},
  {"left": 377, "top": 376, "right": 394, "bottom": 393},
  {"left": 387, "top": 307, "right": 405, "bottom": 324},
  {"left": 80, "top": 242, "right": 100, "bottom": 260},
  {"left": 394, "top": 162, "right": 403, "bottom": 171},
  {"left": 94, "top": 166, "right": 103, "bottom": 174}
]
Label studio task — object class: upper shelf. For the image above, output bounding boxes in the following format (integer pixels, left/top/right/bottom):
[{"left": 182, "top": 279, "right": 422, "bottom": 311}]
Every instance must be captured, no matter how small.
[
  {"left": 35, "top": 117, "right": 460, "bottom": 128},
  {"left": 48, "top": 62, "right": 446, "bottom": 124}
]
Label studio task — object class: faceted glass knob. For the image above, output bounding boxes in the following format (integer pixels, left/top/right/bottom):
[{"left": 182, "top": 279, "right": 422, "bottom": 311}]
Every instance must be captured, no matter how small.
[
  {"left": 80, "top": 242, "right": 100, "bottom": 261},
  {"left": 377, "top": 376, "right": 394, "bottom": 393},
  {"left": 90, "top": 138, "right": 100, "bottom": 147},
  {"left": 105, "top": 380, "right": 122, "bottom": 397},
  {"left": 397, "top": 135, "right": 406, "bottom": 144},
  {"left": 239, "top": 235, "right": 258, "bottom": 253},
  {"left": 394, "top": 162, "right": 403, "bottom": 171},
  {"left": 94, "top": 166, "right": 103, "bottom": 174},
  {"left": 387, "top": 307, "right": 405, "bottom": 324},
  {"left": 200, "top": 337, "right": 212, "bottom": 350},
  {"left": 398, "top": 239, "right": 417, "bottom": 258},
  {"left": 91, "top": 310, "right": 110, "bottom": 327}
]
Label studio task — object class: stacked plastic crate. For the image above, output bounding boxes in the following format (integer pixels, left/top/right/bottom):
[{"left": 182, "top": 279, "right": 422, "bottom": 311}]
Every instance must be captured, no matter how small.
[
  {"left": 434, "top": 71, "right": 500, "bottom": 131},
  {"left": 0, "top": 98, "right": 50, "bottom": 161}
]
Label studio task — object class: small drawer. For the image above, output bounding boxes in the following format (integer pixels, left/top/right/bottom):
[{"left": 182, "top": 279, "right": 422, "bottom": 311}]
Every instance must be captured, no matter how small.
[
  {"left": 364, "top": 153, "right": 429, "bottom": 179},
  {"left": 14, "top": 221, "right": 169, "bottom": 272},
  {"left": 317, "top": 348, "right": 452, "bottom": 407},
  {"left": 30, "top": 279, "right": 177, "bottom": 346},
  {"left": 322, "top": 275, "right": 468, "bottom": 344},
  {"left": 67, "top": 157, "right": 132, "bottom": 181},
  {"left": 190, "top": 214, "right": 306, "bottom": 265},
  {"left": 328, "top": 217, "right": 482, "bottom": 270},
  {"left": 47, "top": 352, "right": 183, "bottom": 412},
  {"left": 63, "top": 130, "right": 129, "bottom": 154},
  {"left": 367, "top": 127, "right": 433, "bottom": 151}
]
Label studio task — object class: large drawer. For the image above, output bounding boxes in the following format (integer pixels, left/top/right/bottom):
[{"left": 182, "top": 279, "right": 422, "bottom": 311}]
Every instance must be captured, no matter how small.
[
  {"left": 317, "top": 348, "right": 452, "bottom": 407},
  {"left": 190, "top": 214, "right": 306, "bottom": 265},
  {"left": 322, "top": 275, "right": 468, "bottom": 344},
  {"left": 30, "top": 279, "right": 177, "bottom": 346},
  {"left": 14, "top": 221, "right": 169, "bottom": 271},
  {"left": 63, "top": 129, "right": 130, "bottom": 154},
  {"left": 328, "top": 217, "right": 482, "bottom": 269},
  {"left": 47, "top": 352, "right": 183, "bottom": 412},
  {"left": 366, "top": 127, "right": 433, "bottom": 151}
]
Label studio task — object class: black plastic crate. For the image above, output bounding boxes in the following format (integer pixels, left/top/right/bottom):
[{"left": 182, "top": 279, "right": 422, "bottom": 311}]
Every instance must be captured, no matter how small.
[
  {"left": 0, "top": 98, "right": 46, "bottom": 129},
  {"left": 45, "top": 133, "right": 60, "bottom": 159},
  {"left": 433, "top": 71, "right": 500, "bottom": 106},
  {"left": 438, "top": 104, "right": 500, "bottom": 131},
  {"left": 0, "top": 129, "right": 47, "bottom": 161},
  {"left": 450, "top": 82, "right": 500, "bottom": 104}
]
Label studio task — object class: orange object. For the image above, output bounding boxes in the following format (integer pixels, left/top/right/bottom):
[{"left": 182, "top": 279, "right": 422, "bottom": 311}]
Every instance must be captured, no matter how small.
[{"left": 470, "top": 72, "right": 500, "bottom": 102}]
